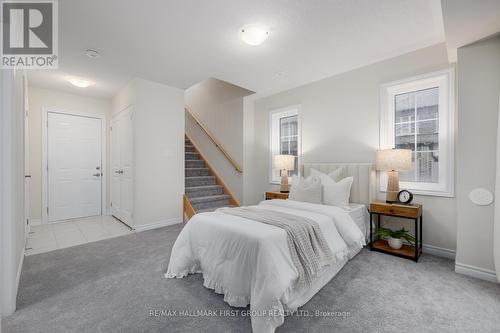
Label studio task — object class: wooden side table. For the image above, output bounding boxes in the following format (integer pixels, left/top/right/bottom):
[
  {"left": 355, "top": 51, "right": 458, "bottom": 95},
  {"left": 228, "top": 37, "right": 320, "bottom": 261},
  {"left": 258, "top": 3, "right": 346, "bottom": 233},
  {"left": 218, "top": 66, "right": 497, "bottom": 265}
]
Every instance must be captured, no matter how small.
[
  {"left": 265, "top": 191, "right": 289, "bottom": 200},
  {"left": 369, "top": 202, "right": 422, "bottom": 262}
]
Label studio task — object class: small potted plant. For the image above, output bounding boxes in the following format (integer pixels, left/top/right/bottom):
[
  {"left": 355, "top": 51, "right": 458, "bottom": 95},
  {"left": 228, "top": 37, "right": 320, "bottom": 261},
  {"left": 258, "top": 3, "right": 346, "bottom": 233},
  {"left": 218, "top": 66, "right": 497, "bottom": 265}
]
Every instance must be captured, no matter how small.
[{"left": 374, "top": 227, "right": 416, "bottom": 250}]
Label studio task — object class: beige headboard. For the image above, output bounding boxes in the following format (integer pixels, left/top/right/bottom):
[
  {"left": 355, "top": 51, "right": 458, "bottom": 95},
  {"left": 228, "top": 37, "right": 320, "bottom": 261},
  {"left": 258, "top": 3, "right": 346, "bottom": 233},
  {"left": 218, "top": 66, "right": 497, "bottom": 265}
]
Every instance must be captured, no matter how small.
[{"left": 302, "top": 163, "right": 376, "bottom": 207}]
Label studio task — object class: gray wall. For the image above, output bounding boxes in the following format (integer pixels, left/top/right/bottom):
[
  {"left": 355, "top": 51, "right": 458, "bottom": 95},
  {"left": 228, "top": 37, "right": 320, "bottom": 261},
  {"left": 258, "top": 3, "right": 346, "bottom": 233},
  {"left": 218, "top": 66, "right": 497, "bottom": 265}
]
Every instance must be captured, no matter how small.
[
  {"left": 248, "top": 43, "right": 458, "bottom": 251},
  {"left": 456, "top": 36, "right": 500, "bottom": 271}
]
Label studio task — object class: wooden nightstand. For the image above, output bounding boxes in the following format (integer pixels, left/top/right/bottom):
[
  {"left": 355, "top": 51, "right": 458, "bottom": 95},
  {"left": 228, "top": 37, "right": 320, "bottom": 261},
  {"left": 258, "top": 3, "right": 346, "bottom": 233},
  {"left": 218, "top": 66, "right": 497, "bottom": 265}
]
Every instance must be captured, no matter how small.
[
  {"left": 265, "top": 191, "right": 289, "bottom": 200},
  {"left": 369, "top": 202, "right": 422, "bottom": 262}
]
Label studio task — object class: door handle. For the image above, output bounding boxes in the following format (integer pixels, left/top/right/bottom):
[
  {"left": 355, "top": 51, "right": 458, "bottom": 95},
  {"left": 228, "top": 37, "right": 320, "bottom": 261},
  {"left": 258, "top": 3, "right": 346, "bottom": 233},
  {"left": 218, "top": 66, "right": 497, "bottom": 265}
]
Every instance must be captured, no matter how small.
[
  {"left": 25, "top": 175, "right": 31, "bottom": 178},
  {"left": 93, "top": 173, "right": 101, "bottom": 177},
  {"left": 114, "top": 170, "right": 123, "bottom": 174}
]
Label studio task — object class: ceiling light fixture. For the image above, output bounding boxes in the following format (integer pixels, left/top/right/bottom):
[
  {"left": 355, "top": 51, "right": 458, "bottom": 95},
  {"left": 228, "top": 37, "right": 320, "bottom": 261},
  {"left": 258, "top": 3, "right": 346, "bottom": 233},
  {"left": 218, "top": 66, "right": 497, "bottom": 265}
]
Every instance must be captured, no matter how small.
[
  {"left": 240, "top": 25, "right": 269, "bottom": 46},
  {"left": 68, "top": 77, "right": 92, "bottom": 88},
  {"left": 85, "top": 49, "right": 100, "bottom": 59}
]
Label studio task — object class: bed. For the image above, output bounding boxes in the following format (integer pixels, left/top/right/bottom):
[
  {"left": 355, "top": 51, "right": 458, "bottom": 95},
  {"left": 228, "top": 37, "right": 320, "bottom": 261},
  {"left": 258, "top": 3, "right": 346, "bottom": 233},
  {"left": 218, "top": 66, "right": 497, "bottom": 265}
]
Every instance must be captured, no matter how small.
[
  {"left": 302, "top": 163, "right": 376, "bottom": 243},
  {"left": 166, "top": 163, "right": 375, "bottom": 333}
]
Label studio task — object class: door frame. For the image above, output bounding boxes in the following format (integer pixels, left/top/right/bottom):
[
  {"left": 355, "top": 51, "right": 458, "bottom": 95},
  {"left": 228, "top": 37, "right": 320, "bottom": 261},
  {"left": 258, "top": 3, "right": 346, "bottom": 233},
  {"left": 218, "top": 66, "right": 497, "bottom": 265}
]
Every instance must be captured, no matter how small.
[{"left": 41, "top": 108, "right": 107, "bottom": 224}]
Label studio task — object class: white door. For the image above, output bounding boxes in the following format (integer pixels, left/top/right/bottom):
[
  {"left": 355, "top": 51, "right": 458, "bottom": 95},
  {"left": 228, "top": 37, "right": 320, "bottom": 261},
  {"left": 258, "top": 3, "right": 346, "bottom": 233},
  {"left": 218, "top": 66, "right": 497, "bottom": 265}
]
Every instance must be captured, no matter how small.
[
  {"left": 111, "top": 114, "right": 121, "bottom": 219},
  {"left": 23, "top": 74, "right": 30, "bottom": 229},
  {"left": 48, "top": 112, "right": 102, "bottom": 222},
  {"left": 111, "top": 107, "right": 134, "bottom": 227}
]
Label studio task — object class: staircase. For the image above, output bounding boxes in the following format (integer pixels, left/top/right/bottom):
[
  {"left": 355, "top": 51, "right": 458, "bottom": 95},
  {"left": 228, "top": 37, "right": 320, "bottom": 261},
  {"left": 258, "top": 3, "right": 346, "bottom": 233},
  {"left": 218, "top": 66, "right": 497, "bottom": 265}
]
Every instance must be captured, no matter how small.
[{"left": 184, "top": 135, "right": 239, "bottom": 219}]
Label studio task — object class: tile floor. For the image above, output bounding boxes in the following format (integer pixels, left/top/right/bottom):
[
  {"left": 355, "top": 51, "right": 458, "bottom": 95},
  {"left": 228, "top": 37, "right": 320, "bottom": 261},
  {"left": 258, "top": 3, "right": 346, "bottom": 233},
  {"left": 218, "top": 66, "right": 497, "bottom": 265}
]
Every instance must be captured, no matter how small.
[{"left": 26, "top": 215, "right": 133, "bottom": 255}]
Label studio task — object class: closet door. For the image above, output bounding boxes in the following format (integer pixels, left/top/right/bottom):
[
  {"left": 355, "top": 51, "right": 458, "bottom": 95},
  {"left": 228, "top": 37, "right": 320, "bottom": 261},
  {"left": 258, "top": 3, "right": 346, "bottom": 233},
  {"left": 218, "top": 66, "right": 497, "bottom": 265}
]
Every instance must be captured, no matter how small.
[
  {"left": 119, "top": 108, "right": 134, "bottom": 226},
  {"left": 110, "top": 107, "right": 134, "bottom": 227},
  {"left": 111, "top": 115, "right": 121, "bottom": 219}
]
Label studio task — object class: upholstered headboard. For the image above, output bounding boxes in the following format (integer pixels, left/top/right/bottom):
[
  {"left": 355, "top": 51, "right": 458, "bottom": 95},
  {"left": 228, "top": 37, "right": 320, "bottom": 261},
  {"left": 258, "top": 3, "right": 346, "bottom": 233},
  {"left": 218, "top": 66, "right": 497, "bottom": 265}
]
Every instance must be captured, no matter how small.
[{"left": 301, "top": 163, "right": 376, "bottom": 207}]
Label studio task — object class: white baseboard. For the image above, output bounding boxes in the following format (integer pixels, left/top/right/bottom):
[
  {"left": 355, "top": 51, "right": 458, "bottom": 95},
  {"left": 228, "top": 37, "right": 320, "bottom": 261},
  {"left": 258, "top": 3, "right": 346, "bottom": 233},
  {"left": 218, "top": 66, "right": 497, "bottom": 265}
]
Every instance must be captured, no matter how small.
[
  {"left": 134, "top": 218, "right": 182, "bottom": 232},
  {"left": 28, "top": 219, "right": 41, "bottom": 226},
  {"left": 422, "top": 244, "right": 456, "bottom": 259},
  {"left": 455, "top": 262, "right": 498, "bottom": 283}
]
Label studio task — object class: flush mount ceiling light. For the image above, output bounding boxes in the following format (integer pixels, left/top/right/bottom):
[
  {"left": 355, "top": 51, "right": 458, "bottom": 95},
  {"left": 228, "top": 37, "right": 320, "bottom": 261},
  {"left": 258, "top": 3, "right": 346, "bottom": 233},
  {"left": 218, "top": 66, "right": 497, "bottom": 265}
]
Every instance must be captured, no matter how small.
[
  {"left": 68, "top": 77, "right": 92, "bottom": 88},
  {"left": 85, "top": 49, "right": 100, "bottom": 59},
  {"left": 240, "top": 25, "right": 269, "bottom": 46}
]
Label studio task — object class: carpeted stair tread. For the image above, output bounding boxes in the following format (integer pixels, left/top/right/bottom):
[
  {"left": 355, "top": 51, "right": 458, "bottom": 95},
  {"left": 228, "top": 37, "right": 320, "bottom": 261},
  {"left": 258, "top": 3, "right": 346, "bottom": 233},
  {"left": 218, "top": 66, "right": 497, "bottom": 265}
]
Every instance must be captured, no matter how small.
[
  {"left": 185, "top": 176, "right": 215, "bottom": 180},
  {"left": 190, "top": 194, "right": 230, "bottom": 210},
  {"left": 185, "top": 176, "right": 216, "bottom": 186},
  {"left": 196, "top": 205, "right": 236, "bottom": 214},
  {"left": 185, "top": 185, "right": 223, "bottom": 198},
  {"left": 185, "top": 185, "right": 223, "bottom": 190},
  {"left": 185, "top": 152, "right": 199, "bottom": 160},
  {"left": 189, "top": 194, "right": 230, "bottom": 204},
  {"left": 185, "top": 168, "right": 210, "bottom": 177},
  {"left": 185, "top": 160, "right": 205, "bottom": 168}
]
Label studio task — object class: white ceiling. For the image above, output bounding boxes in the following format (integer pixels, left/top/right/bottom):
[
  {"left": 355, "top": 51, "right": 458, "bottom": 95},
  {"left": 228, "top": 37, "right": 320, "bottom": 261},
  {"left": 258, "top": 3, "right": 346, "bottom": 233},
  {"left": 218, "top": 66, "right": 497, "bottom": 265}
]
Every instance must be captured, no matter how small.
[
  {"left": 28, "top": 0, "right": 446, "bottom": 99},
  {"left": 441, "top": 0, "right": 500, "bottom": 62}
]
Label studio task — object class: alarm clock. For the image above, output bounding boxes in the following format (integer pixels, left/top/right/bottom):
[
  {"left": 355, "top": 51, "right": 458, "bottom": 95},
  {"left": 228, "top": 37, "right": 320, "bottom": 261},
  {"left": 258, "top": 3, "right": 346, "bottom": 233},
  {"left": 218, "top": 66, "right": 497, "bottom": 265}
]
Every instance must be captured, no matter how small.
[{"left": 397, "top": 190, "right": 413, "bottom": 204}]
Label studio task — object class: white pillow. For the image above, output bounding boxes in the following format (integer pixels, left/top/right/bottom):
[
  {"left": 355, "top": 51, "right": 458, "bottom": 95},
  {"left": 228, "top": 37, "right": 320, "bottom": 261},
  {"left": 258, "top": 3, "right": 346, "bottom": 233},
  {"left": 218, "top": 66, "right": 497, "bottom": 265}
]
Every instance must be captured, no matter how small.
[
  {"left": 322, "top": 176, "right": 353, "bottom": 208},
  {"left": 289, "top": 175, "right": 322, "bottom": 204},
  {"left": 310, "top": 168, "right": 343, "bottom": 185}
]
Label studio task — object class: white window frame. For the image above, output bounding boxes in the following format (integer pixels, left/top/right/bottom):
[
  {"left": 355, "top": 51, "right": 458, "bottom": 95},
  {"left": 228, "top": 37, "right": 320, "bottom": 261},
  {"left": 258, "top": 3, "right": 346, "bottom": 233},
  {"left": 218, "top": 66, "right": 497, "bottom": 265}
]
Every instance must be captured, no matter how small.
[
  {"left": 379, "top": 68, "right": 455, "bottom": 197},
  {"left": 269, "top": 105, "right": 301, "bottom": 184}
]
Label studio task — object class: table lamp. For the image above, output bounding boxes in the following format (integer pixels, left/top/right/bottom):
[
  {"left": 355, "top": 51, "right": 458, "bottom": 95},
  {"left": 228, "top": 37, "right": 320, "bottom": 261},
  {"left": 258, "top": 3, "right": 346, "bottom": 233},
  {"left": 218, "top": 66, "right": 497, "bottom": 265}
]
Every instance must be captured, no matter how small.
[
  {"left": 376, "top": 149, "right": 412, "bottom": 203},
  {"left": 273, "top": 154, "right": 295, "bottom": 193}
]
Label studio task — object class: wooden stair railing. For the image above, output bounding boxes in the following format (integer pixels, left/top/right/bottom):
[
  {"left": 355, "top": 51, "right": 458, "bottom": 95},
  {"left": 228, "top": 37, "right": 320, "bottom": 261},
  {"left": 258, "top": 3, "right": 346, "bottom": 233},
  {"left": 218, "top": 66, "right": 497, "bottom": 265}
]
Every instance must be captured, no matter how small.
[
  {"left": 183, "top": 194, "right": 196, "bottom": 220},
  {"left": 185, "top": 107, "right": 242, "bottom": 173}
]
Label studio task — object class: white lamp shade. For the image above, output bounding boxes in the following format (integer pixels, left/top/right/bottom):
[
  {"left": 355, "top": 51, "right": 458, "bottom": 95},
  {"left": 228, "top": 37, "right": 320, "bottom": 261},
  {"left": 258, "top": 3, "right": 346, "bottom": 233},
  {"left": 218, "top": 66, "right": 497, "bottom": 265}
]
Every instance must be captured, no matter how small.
[
  {"left": 273, "top": 154, "right": 295, "bottom": 170},
  {"left": 376, "top": 149, "right": 412, "bottom": 171}
]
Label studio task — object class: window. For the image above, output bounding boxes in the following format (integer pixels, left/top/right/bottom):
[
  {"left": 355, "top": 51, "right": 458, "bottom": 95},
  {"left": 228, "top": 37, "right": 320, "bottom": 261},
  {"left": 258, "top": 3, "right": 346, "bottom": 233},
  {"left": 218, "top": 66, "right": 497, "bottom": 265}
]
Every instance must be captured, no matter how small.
[
  {"left": 380, "top": 69, "right": 454, "bottom": 196},
  {"left": 269, "top": 106, "right": 300, "bottom": 183}
]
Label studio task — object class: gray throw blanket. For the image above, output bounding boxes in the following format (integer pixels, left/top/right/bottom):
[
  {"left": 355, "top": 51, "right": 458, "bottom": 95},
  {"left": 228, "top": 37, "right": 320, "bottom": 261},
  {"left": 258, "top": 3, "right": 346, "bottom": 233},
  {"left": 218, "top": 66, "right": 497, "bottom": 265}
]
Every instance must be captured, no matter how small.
[{"left": 216, "top": 206, "right": 333, "bottom": 288}]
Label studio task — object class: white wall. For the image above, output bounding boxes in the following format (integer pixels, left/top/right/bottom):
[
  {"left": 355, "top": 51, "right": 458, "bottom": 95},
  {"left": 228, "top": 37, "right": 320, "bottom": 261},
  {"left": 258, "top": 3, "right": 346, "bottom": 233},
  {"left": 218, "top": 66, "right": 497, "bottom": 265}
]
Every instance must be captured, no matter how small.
[
  {"left": 185, "top": 78, "right": 254, "bottom": 202},
  {"left": 27, "top": 86, "right": 112, "bottom": 221},
  {"left": 112, "top": 78, "right": 185, "bottom": 227},
  {"left": 248, "top": 43, "right": 458, "bottom": 252},
  {"left": 456, "top": 36, "right": 500, "bottom": 274},
  {"left": 1, "top": 69, "right": 26, "bottom": 316}
]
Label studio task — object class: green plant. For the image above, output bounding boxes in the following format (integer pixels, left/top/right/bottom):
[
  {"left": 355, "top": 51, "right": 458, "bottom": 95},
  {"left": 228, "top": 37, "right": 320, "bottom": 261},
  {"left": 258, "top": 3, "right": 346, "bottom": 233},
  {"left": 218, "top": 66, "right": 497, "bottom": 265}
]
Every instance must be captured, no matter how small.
[{"left": 374, "top": 227, "right": 416, "bottom": 245}]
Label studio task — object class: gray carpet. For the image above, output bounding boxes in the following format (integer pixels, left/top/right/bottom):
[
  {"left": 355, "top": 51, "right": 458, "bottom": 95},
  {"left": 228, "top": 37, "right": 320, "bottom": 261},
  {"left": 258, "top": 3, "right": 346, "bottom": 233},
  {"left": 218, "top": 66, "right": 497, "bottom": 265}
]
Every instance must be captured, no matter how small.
[{"left": 3, "top": 223, "right": 500, "bottom": 333}]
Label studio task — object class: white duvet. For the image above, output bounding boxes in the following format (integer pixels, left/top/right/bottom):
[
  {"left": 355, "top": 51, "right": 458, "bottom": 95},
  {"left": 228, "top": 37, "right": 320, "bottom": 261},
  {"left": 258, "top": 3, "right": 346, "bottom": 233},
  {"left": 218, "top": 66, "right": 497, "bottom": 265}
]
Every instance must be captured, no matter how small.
[{"left": 166, "top": 200, "right": 365, "bottom": 333}]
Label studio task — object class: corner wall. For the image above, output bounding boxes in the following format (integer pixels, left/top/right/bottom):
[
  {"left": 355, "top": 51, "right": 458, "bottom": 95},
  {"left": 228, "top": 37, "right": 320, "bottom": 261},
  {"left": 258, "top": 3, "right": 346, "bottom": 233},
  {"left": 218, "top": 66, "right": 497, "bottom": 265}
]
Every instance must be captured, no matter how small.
[
  {"left": 456, "top": 36, "right": 500, "bottom": 277},
  {"left": 1, "top": 69, "right": 26, "bottom": 316},
  {"left": 134, "top": 79, "right": 185, "bottom": 227},
  {"left": 112, "top": 78, "right": 185, "bottom": 228}
]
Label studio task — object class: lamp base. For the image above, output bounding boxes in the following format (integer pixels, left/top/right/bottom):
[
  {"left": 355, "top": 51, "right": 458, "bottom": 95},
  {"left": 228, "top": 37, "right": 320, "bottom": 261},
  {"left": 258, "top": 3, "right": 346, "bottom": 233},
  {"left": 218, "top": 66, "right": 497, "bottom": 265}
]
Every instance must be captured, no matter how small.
[
  {"left": 280, "top": 169, "right": 289, "bottom": 193},
  {"left": 386, "top": 170, "right": 400, "bottom": 203}
]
